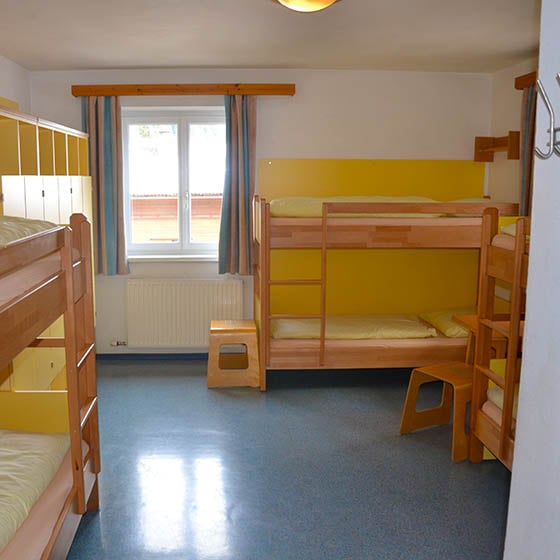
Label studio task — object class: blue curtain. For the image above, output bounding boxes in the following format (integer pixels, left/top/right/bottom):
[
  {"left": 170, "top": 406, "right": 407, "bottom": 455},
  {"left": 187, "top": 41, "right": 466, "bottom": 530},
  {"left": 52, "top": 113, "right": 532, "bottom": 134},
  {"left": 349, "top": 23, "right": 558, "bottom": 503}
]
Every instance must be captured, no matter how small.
[
  {"left": 82, "top": 96, "right": 128, "bottom": 275},
  {"left": 219, "top": 95, "right": 257, "bottom": 275}
]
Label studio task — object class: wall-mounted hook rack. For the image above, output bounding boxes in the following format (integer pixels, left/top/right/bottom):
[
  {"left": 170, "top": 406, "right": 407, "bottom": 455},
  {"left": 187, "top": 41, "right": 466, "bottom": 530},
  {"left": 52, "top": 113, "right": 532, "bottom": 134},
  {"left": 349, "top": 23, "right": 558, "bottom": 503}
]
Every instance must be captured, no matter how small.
[
  {"left": 474, "top": 131, "right": 520, "bottom": 162},
  {"left": 535, "top": 78, "right": 556, "bottom": 160}
]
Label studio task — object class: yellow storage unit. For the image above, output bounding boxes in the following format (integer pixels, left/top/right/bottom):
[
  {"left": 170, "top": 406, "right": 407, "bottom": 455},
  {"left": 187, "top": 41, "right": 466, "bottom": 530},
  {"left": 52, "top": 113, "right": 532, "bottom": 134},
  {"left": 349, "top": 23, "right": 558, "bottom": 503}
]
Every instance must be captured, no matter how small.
[{"left": 0, "top": 107, "right": 91, "bottom": 223}]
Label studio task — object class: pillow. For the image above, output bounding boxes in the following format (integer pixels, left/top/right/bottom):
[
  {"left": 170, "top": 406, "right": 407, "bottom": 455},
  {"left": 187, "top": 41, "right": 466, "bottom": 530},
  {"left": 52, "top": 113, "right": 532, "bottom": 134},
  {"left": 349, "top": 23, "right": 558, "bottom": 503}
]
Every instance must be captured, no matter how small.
[
  {"left": 500, "top": 222, "right": 517, "bottom": 237},
  {"left": 419, "top": 307, "right": 476, "bottom": 338}
]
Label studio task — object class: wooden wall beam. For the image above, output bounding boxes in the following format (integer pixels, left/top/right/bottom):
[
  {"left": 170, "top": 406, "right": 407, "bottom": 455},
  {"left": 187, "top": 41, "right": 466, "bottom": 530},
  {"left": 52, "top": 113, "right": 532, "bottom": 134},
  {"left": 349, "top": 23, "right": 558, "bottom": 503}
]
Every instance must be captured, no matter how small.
[{"left": 72, "top": 83, "right": 295, "bottom": 97}]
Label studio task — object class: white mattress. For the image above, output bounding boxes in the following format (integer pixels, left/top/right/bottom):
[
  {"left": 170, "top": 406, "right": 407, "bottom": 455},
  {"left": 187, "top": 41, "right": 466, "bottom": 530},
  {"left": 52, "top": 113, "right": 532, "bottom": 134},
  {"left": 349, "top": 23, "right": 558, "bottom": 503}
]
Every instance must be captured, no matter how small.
[
  {"left": 0, "top": 216, "right": 57, "bottom": 246},
  {"left": 0, "top": 429, "right": 70, "bottom": 552},
  {"left": 270, "top": 314, "right": 438, "bottom": 340},
  {"left": 268, "top": 196, "right": 441, "bottom": 218},
  {"left": 486, "top": 385, "right": 519, "bottom": 419}
]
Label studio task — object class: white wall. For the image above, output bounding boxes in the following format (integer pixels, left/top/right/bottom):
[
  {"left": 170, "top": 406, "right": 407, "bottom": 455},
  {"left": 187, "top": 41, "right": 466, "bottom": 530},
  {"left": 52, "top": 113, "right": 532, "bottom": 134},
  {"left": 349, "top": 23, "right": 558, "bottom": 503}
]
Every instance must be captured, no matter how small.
[
  {"left": 25, "top": 67, "right": 497, "bottom": 353},
  {"left": 0, "top": 55, "right": 31, "bottom": 111},
  {"left": 30, "top": 67, "right": 494, "bottom": 160},
  {"left": 504, "top": 1, "right": 560, "bottom": 557},
  {"left": 487, "top": 58, "right": 538, "bottom": 203}
]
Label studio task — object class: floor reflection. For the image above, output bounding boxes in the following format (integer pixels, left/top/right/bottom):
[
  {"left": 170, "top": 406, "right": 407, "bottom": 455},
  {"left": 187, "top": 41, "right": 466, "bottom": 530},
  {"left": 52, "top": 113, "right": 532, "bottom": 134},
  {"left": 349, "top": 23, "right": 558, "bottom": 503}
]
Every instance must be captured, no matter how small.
[
  {"left": 136, "top": 453, "right": 230, "bottom": 557},
  {"left": 192, "top": 456, "right": 229, "bottom": 558},
  {"left": 137, "top": 454, "right": 187, "bottom": 553}
]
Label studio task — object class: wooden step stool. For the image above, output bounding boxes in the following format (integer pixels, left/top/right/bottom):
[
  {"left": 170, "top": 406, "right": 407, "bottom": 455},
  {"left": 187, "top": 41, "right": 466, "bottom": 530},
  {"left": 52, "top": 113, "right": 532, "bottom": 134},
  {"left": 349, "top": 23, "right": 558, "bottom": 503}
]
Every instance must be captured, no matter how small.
[
  {"left": 207, "top": 320, "right": 260, "bottom": 388},
  {"left": 399, "top": 362, "right": 473, "bottom": 462}
]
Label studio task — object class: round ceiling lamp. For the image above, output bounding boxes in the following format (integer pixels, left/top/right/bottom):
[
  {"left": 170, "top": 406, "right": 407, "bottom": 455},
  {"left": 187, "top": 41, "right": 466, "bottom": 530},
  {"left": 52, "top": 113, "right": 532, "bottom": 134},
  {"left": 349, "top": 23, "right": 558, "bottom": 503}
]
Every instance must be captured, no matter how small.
[{"left": 273, "top": 0, "right": 341, "bottom": 13}]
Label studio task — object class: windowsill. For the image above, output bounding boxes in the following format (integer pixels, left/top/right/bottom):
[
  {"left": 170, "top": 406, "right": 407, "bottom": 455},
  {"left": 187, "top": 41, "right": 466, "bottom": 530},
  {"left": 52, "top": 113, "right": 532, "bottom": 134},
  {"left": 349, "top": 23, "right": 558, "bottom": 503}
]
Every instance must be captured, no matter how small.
[{"left": 127, "top": 254, "right": 218, "bottom": 263}]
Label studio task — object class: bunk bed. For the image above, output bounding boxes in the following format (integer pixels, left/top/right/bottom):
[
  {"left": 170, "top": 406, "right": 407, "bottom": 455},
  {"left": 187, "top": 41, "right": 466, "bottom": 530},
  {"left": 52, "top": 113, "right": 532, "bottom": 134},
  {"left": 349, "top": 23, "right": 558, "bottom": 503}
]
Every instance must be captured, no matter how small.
[
  {"left": 254, "top": 196, "right": 520, "bottom": 390},
  {"left": 0, "top": 213, "right": 100, "bottom": 559},
  {"left": 469, "top": 208, "right": 530, "bottom": 471}
]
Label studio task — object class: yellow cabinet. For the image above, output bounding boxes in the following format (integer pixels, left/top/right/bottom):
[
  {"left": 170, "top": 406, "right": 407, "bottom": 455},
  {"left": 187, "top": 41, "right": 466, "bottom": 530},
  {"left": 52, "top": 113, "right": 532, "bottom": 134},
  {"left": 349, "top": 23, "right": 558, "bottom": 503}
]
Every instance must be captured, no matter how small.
[
  {"left": 0, "top": 107, "right": 91, "bottom": 224},
  {"left": 0, "top": 107, "right": 88, "bottom": 178}
]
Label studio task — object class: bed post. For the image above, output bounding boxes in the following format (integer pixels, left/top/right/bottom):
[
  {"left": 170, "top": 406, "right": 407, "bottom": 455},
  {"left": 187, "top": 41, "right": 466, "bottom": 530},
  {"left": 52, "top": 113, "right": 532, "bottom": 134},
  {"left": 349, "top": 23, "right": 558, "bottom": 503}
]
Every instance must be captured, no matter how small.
[{"left": 259, "top": 198, "right": 270, "bottom": 391}]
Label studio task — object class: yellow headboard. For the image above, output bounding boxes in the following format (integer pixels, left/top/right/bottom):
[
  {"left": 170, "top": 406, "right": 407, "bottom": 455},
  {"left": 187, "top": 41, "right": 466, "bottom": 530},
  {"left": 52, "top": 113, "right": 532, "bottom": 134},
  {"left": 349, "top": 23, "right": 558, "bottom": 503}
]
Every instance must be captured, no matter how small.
[
  {"left": 258, "top": 159, "right": 485, "bottom": 200},
  {"left": 257, "top": 158, "right": 487, "bottom": 316}
]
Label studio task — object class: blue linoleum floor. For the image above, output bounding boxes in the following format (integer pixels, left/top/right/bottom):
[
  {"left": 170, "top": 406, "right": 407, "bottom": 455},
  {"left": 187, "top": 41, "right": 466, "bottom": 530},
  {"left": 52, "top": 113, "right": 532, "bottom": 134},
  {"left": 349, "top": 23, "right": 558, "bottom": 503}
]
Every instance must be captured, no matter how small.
[{"left": 68, "top": 358, "right": 511, "bottom": 560}]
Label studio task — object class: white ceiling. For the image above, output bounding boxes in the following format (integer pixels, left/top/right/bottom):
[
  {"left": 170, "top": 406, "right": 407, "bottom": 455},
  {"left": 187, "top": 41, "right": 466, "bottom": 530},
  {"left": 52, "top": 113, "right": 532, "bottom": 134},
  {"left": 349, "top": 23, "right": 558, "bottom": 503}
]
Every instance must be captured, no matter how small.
[{"left": 0, "top": 0, "right": 541, "bottom": 73}]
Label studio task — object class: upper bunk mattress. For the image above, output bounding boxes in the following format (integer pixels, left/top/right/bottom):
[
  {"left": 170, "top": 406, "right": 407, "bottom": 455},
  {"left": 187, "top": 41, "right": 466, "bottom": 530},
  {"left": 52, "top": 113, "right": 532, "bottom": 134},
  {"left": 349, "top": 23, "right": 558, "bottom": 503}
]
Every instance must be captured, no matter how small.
[
  {"left": 0, "top": 429, "right": 69, "bottom": 552},
  {"left": 268, "top": 196, "right": 441, "bottom": 218},
  {"left": 267, "top": 196, "right": 509, "bottom": 218},
  {"left": 0, "top": 216, "right": 57, "bottom": 246}
]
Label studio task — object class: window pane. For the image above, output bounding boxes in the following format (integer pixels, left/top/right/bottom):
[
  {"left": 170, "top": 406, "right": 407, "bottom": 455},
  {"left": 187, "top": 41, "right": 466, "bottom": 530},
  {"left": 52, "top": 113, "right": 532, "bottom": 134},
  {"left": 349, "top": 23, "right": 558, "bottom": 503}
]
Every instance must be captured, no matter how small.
[
  {"left": 128, "top": 123, "right": 179, "bottom": 244},
  {"left": 189, "top": 123, "right": 225, "bottom": 243}
]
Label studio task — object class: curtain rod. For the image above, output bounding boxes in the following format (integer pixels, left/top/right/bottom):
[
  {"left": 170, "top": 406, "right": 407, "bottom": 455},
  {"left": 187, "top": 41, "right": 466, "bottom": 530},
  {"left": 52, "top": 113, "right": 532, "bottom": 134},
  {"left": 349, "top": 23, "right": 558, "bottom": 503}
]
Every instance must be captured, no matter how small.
[{"left": 72, "top": 83, "right": 295, "bottom": 97}]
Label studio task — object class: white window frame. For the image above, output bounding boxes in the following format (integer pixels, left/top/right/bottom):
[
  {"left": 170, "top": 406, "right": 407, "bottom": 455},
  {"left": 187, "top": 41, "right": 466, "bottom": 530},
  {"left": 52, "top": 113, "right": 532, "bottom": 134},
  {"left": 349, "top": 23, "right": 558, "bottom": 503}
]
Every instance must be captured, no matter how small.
[{"left": 122, "top": 106, "right": 226, "bottom": 259}]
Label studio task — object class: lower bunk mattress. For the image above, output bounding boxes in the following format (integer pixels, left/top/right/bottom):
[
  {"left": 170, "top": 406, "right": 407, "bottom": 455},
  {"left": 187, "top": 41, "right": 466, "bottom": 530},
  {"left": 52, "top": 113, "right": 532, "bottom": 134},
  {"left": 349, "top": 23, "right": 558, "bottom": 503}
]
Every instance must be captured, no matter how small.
[
  {"left": 267, "top": 312, "right": 471, "bottom": 369},
  {"left": 0, "top": 429, "right": 70, "bottom": 555}
]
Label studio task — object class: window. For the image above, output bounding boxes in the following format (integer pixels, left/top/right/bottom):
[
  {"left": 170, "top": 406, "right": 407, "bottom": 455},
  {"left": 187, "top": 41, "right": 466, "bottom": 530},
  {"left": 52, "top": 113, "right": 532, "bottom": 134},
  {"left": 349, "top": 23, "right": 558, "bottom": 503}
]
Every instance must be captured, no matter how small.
[{"left": 122, "top": 107, "right": 226, "bottom": 257}]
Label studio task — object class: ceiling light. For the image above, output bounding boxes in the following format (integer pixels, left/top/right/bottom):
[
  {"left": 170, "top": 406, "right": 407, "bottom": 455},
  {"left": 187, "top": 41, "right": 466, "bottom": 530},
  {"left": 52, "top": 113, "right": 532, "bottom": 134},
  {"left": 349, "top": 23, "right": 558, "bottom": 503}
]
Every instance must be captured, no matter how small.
[{"left": 274, "top": 0, "right": 341, "bottom": 13}]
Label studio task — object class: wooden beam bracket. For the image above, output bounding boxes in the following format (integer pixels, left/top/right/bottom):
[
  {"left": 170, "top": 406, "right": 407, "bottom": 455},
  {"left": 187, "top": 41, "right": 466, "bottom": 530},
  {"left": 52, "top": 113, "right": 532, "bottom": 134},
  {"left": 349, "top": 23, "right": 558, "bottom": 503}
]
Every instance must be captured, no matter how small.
[
  {"left": 514, "top": 71, "right": 537, "bottom": 90},
  {"left": 474, "top": 131, "right": 520, "bottom": 162}
]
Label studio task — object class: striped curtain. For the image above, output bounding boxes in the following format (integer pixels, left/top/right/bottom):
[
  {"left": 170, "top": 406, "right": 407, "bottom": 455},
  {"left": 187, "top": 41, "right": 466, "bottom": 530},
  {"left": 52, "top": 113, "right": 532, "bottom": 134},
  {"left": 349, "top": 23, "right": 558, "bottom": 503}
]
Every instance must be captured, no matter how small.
[
  {"left": 219, "top": 95, "right": 257, "bottom": 275},
  {"left": 520, "top": 85, "right": 537, "bottom": 216},
  {"left": 82, "top": 96, "right": 128, "bottom": 275}
]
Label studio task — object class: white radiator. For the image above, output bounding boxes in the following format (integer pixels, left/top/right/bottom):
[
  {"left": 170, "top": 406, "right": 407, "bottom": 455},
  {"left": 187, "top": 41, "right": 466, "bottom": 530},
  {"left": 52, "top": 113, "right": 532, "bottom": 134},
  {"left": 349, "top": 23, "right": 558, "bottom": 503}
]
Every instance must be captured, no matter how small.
[{"left": 126, "top": 278, "right": 243, "bottom": 348}]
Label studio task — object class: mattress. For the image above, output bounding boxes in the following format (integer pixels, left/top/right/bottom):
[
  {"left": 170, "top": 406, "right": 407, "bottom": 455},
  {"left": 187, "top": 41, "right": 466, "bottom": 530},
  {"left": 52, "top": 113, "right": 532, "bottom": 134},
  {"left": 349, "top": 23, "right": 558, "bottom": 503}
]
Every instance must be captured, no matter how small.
[
  {"left": 267, "top": 196, "right": 493, "bottom": 218},
  {"left": 0, "top": 216, "right": 57, "bottom": 246},
  {"left": 0, "top": 429, "right": 70, "bottom": 552},
  {"left": 486, "top": 385, "right": 519, "bottom": 420},
  {"left": 270, "top": 314, "right": 438, "bottom": 339},
  {"left": 268, "top": 196, "right": 441, "bottom": 218},
  {"left": 496, "top": 220, "right": 530, "bottom": 251}
]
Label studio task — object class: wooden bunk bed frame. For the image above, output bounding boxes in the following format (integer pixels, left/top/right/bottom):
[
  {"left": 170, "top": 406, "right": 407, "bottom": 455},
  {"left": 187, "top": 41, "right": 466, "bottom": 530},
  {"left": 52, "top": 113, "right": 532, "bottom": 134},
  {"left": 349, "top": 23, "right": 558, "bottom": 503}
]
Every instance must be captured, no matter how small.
[
  {"left": 0, "top": 213, "right": 100, "bottom": 559},
  {"left": 469, "top": 208, "right": 529, "bottom": 471},
  {"left": 254, "top": 197, "right": 520, "bottom": 391}
]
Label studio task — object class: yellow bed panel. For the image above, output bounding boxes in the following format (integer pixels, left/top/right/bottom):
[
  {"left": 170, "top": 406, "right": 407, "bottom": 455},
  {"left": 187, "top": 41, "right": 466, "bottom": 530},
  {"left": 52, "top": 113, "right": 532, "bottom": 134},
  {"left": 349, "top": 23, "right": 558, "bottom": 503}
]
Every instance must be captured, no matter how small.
[
  {"left": 258, "top": 159, "right": 485, "bottom": 200},
  {"left": 0, "top": 391, "right": 69, "bottom": 433},
  {"left": 269, "top": 248, "right": 480, "bottom": 315}
]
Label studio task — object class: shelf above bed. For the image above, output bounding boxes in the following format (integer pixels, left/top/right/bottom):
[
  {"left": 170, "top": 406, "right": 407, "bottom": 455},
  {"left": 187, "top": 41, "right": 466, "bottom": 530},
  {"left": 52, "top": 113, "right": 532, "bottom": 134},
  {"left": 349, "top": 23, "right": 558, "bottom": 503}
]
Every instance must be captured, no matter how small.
[{"left": 473, "top": 131, "right": 520, "bottom": 162}]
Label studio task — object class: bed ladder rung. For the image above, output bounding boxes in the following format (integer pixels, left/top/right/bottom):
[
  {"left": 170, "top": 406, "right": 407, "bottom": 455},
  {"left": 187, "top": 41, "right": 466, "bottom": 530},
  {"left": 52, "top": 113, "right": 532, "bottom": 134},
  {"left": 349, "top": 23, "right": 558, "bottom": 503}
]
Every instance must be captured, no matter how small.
[
  {"left": 76, "top": 342, "right": 95, "bottom": 371},
  {"left": 80, "top": 397, "right": 98, "bottom": 429},
  {"left": 474, "top": 364, "right": 506, "bottom": 388},
  {"left": 479, "top": 318, "right": 510, "bottom": 338}
]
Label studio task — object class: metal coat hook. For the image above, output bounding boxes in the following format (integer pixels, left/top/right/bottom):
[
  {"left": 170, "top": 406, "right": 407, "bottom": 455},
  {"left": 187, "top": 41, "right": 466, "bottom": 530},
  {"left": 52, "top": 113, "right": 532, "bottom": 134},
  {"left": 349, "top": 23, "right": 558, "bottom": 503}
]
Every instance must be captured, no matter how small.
[
  {"left": 555, "top": 73, "right": 560, "bottom": 156},
  {"left": 535, "top": 78, "right": 556, "bottom": 159}
]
